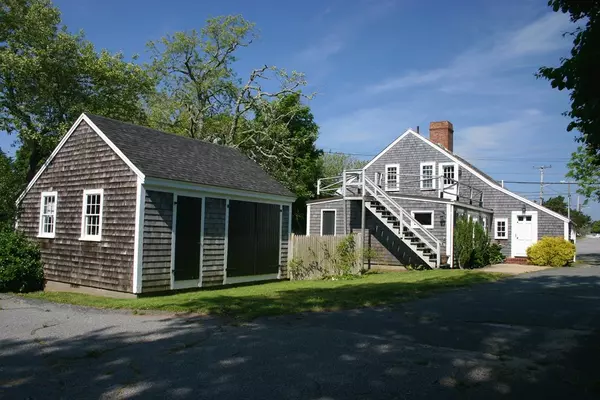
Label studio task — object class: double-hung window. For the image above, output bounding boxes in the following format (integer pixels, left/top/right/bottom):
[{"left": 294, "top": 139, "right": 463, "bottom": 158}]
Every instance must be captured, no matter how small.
[
  {"left": 420, "top": 162, "right": 435, "bottom": 190},
  {"left": 80, "top": 189, "right": 104, "bottom": 241},
  {"left": 385, "top": 164, "right": 400, "bottom": 191},
  {"left": 38, "top": 191, "right": 57, "bottom": 238},
  {"left": 494, "top": 218, "right": 508, "bottom": 239}
]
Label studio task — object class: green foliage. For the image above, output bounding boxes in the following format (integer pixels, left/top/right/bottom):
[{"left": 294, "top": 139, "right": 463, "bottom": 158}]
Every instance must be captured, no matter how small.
[
  {"left": 538, "top": 1, "right": 600, "bottom": 202},
  {"left": 591, "top": 220, "right": 600, "bottom": 233},
  {"left": 0, "top": 0, "right": 154, "bottom": 181},
  {"left": 0, "top": 151, "right": 22, "bottom": 229},
  {"left": 288, "top": 234, "right": 366, "bottom": 280},
  {"left": 568, "top": 146, "right": 600, "bottom": 202},
  {"left": 0, "top": 229, "right": 43, "bottom": 292},
  {"left": 488, "top": 243, "right": 506, "bottom": 265},
  {"left": 526, "top": 236, "right": 576, "bottom": 267},
  {"left": 319, "top": 153, "right": 368, "bottom": 179},
  {"left": 543, "top": 195, "right": 568, "bottom": 216},
  {"left": 453, "top": 215, "right": 494, "bottom": 269}
]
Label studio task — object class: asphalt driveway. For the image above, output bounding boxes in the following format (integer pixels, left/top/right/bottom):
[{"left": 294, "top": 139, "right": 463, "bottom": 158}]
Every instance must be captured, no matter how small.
[{"left": 2, "top": 239, "right": 600, "bottom": 399}]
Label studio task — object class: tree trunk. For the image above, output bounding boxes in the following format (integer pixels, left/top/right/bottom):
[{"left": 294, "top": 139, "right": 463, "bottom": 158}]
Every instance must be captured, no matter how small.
[{"left": 26, "top": 142, "right": 41, "bottom": 183}]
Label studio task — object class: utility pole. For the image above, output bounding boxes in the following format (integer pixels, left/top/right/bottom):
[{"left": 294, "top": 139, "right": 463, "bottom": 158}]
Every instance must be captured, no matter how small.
[
  {"left": 577, "top": 195, "right": 581, "bottom": 212},
  {"left": 534, "top": 165, "right": 552, "bottom": 205},
  {"left": 561, "top": 180, "right": 572, "bottom": 220}
]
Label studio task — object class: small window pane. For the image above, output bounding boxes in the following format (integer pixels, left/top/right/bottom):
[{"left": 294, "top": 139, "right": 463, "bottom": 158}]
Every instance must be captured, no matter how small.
[{"left": 413, "top": 212, "right": 433, "bottom": 227}]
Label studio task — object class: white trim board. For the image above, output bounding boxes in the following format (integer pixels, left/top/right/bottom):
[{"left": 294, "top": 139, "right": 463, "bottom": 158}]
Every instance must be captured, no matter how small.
[
  {"left": 16, "top": 113, "right": 145, "bottom": 205},
  {"left": 306, "top": 204, "right": 311, "bottom": 236},
  {"left": 144, "top": 177, "right": 295, "bottom": 205},
  {"left": 132, "top": 177, "right": 145, "bottom": 294},
  {"left": 363, "top": 129, "right": 569, "bottom": 224}
]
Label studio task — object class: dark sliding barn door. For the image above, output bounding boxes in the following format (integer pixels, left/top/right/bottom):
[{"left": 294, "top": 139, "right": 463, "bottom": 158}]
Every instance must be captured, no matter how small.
[
  {"left": 227, "top": 201, "right": 280, "bottom": 277},
  {"left": 174, "top": 196, "right": 202, "bottom": 281}
]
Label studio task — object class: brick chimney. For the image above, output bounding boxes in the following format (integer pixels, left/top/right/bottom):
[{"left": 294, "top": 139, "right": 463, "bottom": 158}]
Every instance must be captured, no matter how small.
[{"left": 429, "top": 121, "right": 454, "bottom": 152}]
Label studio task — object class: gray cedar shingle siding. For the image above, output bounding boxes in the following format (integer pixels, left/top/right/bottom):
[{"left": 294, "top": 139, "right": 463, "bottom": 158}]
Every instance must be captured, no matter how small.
[
  {"left": 202, "top": 197, "right": 227, "bottom": 287},
  {"left": 280, "top": 205, "right": 290, "bottom": 278},
  {"left": 18, "top": 121, "right": 137, "bottom": 292},
  {"left": 141, "top": 190, "right": 174, "bottom": 292},
  {"left": 366, "top": 131, "right": 566, "bottom": 258}
]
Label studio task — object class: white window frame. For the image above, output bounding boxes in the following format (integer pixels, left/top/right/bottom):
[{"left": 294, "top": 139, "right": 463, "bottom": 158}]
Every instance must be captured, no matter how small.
[
  {"left": 80, "top": 188, "right": 104, "bottom": 241},
  {"left": 420, "top": 162, "right": 436, "bottom": 190},
  {"left": 411, "top": 210, "right": 434, "bottom": 229},
  {"left": 494, "top": 218, "right": 508, "bottom": 239},
  {"left": 385, "top": 164, "right": 400, "bottom": 192},
  {"left": 320, "top": 209, "right": 337, "bottom": 236},
  {"left": 38, "top": 191, "right": 57, "bottom": 238}
]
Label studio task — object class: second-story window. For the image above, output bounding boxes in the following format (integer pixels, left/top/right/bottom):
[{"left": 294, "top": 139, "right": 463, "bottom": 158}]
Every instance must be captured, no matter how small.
[
  {"left": 420, "top": 162, "right": 435, "bottom": 190},
  {"left": 385, "top": 164, "right": 399, "bottom": 191}
]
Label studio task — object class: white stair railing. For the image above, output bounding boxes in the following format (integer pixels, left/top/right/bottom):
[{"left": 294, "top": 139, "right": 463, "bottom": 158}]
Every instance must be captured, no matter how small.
[{"left": 362, "top": 175, "right": 442, "bottom": 267}]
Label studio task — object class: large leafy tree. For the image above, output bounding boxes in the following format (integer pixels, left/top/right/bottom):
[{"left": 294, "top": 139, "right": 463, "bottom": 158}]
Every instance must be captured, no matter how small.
[
  {"left": 543, "top": 195, "right": 592, "bottom": 233},
  {"left": 0, "top": 0, "right": 154, "bottom": 182},
  {"left": 320, "top": 153, "right": 368, "bottom": 179},
  {"left": 538, "top": 0, "right": 600, "bottom": 201},
  {"left": 146, "top": 15, "right": 322, "bottom": 230}
]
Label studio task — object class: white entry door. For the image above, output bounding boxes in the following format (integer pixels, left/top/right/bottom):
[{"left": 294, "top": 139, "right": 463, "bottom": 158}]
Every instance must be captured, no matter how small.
[
  {"left": 511, "top": 211, "right": 538, "bottom": 257},
  {"left": 439, "top": 163, "right": 458, "bottom": 200}
]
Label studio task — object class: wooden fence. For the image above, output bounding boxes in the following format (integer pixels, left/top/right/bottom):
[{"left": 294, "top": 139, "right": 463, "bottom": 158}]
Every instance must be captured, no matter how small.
[{"left": 288, "top": 233, "right": 364, "bottom": 280}]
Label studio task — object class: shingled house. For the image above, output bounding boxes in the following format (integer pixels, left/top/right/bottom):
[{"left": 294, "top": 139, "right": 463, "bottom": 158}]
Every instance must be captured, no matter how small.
[
  {"left": 16, "top": 114, "right": 294, "bottom": 296},
  {"left": 310, "top": 121, "right": 572, "bottom": 268}
]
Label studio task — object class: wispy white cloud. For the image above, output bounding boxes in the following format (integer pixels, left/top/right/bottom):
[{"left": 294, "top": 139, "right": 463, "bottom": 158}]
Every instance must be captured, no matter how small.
[
  {"left": 296, "top": 34, "right": 344, "bottom": 64},
  {"left": 365, "top": 12, "right": 571, "bottom": 94}
]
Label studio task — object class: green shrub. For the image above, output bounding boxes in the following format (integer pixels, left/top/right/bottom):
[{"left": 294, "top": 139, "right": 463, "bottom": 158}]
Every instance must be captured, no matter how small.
[
  {"left": 526, "top": 236, "right": 575, "bottom": 267},
  {"left": 0, "top": 229, "right": 44, "bottom": 292},
  {"left": 489, "top": 243, "right": 506, "bottom": 264},
  {"left": 453, "top": 215, "right": 494, "bottom": 269}
]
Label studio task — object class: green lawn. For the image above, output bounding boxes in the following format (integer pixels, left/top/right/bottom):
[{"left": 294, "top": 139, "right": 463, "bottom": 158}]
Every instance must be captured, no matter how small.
[{"left": 23, "top": 270, "right": 502, "bottom": 320}]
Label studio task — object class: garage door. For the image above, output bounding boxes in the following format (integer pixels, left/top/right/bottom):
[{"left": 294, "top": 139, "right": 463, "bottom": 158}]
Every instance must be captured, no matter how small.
[{"left": 227, "top": 200, "right": 280, "bottom": 277}]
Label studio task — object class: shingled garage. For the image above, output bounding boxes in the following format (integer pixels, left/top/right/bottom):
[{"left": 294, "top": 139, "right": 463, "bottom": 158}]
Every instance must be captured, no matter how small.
[{"left": 16, "top": 113, "right": 294, "bottom": 296}]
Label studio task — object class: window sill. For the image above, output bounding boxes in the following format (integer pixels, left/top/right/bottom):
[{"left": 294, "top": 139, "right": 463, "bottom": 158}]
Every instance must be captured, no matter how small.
[
  {"left": 79, "top": 236, "right": 102, "bottom": 242},
  {"left": 494, "top": 237, "right": 508, "bottom": 240},
  {"left": 37, "top": 234, "right": 55, "bottom": 239}
]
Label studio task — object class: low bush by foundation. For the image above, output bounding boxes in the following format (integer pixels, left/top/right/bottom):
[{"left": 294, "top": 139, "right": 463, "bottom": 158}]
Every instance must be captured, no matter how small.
[
  {"left": 526, "top": 237, "right": 575, "bottom": 267},
  {"left": 0, "top": 229, "right": 44, "bottom": 293}
]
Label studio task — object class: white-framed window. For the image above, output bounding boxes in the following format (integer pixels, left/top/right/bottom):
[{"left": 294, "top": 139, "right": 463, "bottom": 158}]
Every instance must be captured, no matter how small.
[
  {"left": 494, "top": 218, "right": 508, "bottom": 239},
  {"left": 420, "top": 162, "right": 436, "bottom": 190},
  {"left": 411, "top": 210, "right": 434, "bottom": 229},
  {"left": 320, "top": 209, "right": 336, "bottom": 236},
  {"left": 38, "top": 191, "right": 57, "bottom": 238},
  {"left": 385, "top": 164, "right": 400, "bottom": 191},
  {"left": 80, "top": 189, "right": 104, "bottom": 241}
]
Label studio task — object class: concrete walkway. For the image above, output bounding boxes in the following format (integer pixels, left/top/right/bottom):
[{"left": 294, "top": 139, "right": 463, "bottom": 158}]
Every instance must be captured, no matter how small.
[{"left": 1, "top": 244, "right": 600, "bottom": 399}]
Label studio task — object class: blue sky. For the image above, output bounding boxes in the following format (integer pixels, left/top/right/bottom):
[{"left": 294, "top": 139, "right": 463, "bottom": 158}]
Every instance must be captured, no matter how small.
[{"left": 2, "top": 0, "right": 598, "bottom": 218}]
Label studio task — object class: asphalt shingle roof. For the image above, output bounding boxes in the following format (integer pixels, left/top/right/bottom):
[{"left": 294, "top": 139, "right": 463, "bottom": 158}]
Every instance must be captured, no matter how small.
[{"left": 86, "top": 114, "right": 294, "bottom": 198}]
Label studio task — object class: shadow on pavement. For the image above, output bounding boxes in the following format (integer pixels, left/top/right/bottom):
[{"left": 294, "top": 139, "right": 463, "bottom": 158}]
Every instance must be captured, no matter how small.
[{"left": 2, "top": 271, "right": 600, "bottom": 399}]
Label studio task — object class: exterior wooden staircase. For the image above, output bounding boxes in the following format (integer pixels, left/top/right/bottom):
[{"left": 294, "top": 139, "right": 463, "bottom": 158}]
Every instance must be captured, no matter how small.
[{"left": 362, "top": 175, "right": 441, "bottom": 268}]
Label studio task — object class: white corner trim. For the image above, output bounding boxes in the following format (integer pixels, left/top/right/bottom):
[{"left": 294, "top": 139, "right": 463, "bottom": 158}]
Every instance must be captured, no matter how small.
[
  {"left": 132, "top": 179, "right": 145, "bottom": 294},
  {"left": 363, "top": 129, "right": 416, "bottom": 170},
  {"left": 446, "top": 203, "right": 454, "bottom": 268},
  {"left": 306, "top": 204, "right": 311, "bottom": 236},
  {"left": 494, "top": 218, "right": 509, "bottom": 239},
  {"left": 405, "top": 130, "right": 570, "bottom": 223},
  {"left": 420, "top": 161, "right": 436, "bottom": 190},
  {"left": 564, "top": 220, "right": 569, "bottom": 241},
  {"left": 16, "top": 113, "right": 145, "bottom": 205},
  {"left": 38, "top": 191, "right": 58, "bottom": 239},
  {"left": 79, "top": 188, "right": 104, "bottom": 242},
  {"left": 320, "top": 208, "right": 337, "bottom": 236},
  {"left": 411, "top": 210, "right": 435, "bottom": 229},
  {"left": 278, "top": 205, "right": 283, "bottom": 279}
]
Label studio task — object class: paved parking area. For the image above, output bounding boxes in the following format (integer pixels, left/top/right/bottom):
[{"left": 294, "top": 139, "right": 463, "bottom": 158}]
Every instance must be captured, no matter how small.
[{"left": 1, "top": 241, "right": 600, "bottom": 399}]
